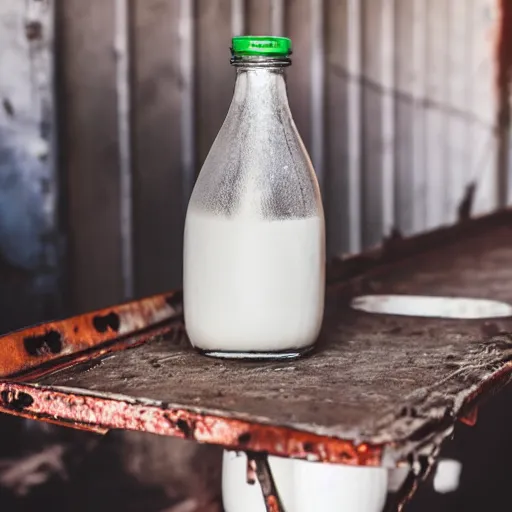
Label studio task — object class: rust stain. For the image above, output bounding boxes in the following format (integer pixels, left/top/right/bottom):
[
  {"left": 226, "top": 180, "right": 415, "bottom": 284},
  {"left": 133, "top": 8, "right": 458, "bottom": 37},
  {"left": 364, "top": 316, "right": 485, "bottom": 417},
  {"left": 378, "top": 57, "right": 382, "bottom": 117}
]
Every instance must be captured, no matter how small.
[
  {"left": 0, "top": 381, "right": 382, "bottom": 466},
  {"left": 14, "top": 324, "right": 174, "bottom": 382},
  {"left": 0, "top": 291, "right": 182, "bottom": 378},
  {"left": 249, "top": 453, "right": 285, "bottom": 512},
  {"left": 0, "top": 405, "right": 108, "bottom": 434},
  {"left": 462, "top": 360, "right": 512, "bottom": 411},
  {"left": 460, "top": 406, "right": 478, "bottom": 427},
  {"left": 265, "top": 496, "right": 282, "bottom": 512}
]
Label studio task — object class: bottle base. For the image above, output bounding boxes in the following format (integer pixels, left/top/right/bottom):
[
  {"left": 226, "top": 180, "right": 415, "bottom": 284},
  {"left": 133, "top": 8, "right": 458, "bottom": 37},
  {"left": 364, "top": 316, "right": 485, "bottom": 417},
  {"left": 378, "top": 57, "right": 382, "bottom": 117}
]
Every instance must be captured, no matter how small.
[{"left": 197, "top": 345, "right": 314, "bottom": 361}]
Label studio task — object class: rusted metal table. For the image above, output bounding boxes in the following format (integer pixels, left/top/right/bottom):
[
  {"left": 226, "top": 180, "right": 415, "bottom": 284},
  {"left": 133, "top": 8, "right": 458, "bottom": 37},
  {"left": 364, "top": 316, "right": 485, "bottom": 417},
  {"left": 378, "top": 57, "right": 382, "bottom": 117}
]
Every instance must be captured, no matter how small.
[{"left": 0, "top": 211, "right": 512, "bottom": 511}]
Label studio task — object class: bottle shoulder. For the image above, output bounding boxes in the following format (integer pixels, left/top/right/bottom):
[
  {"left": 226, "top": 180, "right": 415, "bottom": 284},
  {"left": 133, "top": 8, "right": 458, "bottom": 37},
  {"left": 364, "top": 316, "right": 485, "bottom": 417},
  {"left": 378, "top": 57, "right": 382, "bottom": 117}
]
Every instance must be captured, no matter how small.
[{"left": 189, "top": 105, "right": 322, "bottom": 219}]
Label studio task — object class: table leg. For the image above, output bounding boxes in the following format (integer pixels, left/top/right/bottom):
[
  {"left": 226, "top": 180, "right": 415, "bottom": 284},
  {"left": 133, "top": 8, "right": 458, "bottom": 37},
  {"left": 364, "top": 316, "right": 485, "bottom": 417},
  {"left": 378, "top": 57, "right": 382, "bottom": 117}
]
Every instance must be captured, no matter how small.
[
  {"left": 247, "top": 451, "right": 286, "bottom": 512},
  {"left": 384, "top": 469, "right": 418, "bottom": 512}
]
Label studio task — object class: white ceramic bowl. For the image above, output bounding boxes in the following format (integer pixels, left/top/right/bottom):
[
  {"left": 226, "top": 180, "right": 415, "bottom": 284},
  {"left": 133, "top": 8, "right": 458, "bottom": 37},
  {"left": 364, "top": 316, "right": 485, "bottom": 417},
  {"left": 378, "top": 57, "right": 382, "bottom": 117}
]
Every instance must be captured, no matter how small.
[{"left": 222, "top": 451, "right": 388, "bottom": 512}]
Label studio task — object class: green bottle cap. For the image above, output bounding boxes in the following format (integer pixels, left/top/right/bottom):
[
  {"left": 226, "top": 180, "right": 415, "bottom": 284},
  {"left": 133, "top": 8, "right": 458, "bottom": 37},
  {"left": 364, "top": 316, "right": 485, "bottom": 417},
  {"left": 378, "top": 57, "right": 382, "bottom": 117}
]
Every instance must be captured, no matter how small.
[{"left": 231, "top": 36, "right": 292, "bottom": 57}]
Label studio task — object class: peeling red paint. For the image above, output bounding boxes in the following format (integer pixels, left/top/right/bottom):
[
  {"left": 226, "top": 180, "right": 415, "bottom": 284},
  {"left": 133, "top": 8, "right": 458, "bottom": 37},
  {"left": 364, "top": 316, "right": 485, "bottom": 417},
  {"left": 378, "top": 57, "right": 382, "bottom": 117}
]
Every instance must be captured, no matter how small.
[
  {"left": 460, "top": 406, "right": 478, "bottom": 427},
  {"left": 0, "top": 381, "right": 382, "bottom": 466},
  {"left": 266, "top": 497, "right": 282, "bottom": 512},
  {"left": 0, "top": 291, "right": 181, "bottom": 378}
]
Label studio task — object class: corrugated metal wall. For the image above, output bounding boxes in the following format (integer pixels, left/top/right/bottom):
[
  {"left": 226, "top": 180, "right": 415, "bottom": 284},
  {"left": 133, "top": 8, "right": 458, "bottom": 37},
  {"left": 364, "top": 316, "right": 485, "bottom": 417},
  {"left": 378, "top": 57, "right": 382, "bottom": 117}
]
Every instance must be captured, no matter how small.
[
  {"left": 0, "top": 0, "right": 60, "bottom": 331},
  {"left": 1, "top": 0, "right": 504, "bottom": 318}
]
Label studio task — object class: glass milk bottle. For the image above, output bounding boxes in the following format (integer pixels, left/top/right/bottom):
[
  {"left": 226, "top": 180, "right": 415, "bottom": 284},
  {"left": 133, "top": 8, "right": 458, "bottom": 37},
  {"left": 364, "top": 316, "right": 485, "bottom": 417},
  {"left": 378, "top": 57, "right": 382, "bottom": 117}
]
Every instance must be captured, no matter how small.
[{"left": 183, "top": 36, "right": 325, "bottom": 359}]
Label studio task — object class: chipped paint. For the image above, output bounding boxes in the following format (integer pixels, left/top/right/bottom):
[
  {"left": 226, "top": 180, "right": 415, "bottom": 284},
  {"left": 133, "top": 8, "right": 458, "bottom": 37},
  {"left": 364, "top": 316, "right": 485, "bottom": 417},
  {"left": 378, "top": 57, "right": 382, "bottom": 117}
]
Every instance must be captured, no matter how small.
[
  {"left": 0, "top": 380, "right": 383, "bottom": 467},
  {"left": 0, "top": 290, "right": 182, "bottom": 378}
]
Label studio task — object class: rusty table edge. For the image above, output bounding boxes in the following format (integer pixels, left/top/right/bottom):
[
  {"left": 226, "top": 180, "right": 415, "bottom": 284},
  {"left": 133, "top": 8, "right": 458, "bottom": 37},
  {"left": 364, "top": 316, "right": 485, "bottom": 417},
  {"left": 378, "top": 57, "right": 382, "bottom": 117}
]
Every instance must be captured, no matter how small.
[{"left": 0, "top": 209, "right": 511, "bottom": 468}]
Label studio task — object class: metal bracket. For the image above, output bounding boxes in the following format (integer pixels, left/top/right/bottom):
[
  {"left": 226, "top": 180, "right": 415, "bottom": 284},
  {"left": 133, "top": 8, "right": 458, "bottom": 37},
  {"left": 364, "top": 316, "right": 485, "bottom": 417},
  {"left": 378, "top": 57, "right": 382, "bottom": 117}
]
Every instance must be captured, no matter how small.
[{"left": 247, "top": 452, "right": 285, "bottom": 512}]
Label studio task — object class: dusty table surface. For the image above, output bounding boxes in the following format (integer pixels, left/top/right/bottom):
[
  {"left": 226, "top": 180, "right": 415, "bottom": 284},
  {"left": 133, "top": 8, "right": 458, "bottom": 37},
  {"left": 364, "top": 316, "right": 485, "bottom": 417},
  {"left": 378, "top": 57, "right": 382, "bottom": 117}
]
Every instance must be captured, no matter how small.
[{"left": 0, "top": 211, "right": 511, "bottom": 472}]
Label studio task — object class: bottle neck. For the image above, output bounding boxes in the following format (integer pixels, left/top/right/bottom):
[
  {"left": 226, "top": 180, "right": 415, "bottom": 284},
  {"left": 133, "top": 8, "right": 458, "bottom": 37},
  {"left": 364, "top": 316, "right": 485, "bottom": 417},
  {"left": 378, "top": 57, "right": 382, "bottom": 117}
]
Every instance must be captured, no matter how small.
[{"left": 231, "top": 64, "right": 290, "bottom": 113}]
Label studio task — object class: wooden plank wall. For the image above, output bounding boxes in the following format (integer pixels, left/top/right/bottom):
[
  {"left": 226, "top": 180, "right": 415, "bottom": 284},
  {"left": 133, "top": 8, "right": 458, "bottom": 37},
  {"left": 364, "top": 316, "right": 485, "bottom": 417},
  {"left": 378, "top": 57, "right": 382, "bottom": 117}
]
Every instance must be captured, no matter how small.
[{"left": 52, "top": 0, "right": 501, "bottom": 314}]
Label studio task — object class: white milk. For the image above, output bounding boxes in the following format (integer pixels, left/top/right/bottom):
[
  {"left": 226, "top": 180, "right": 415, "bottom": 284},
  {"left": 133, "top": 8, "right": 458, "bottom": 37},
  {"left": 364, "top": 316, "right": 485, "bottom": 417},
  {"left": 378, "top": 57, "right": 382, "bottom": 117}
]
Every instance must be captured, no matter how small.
[{"left": 183, "top": 209, "right": 325, "bottom": 355}]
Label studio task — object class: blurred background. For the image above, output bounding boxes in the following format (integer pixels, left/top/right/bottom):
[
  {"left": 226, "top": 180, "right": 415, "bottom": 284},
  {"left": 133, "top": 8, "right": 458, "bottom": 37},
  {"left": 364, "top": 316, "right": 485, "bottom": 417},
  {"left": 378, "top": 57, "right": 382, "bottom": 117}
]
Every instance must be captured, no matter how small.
[{"left": 0, "top": 0, "right": 511, "bottom": 510}]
